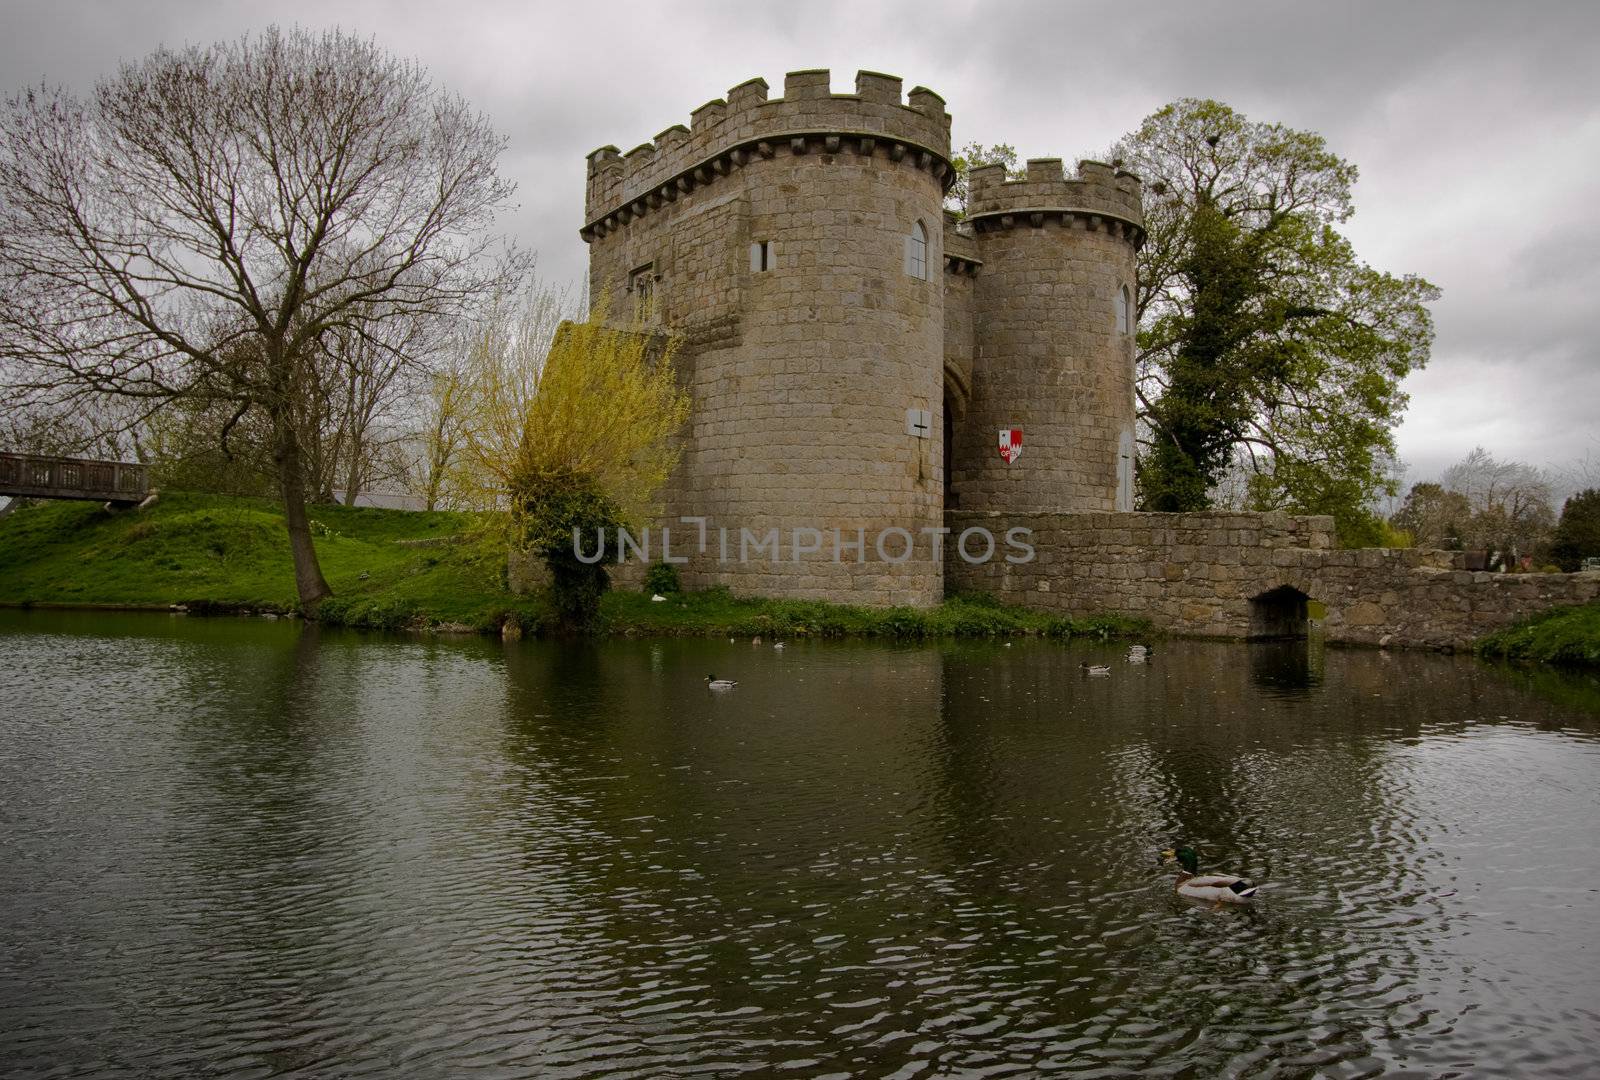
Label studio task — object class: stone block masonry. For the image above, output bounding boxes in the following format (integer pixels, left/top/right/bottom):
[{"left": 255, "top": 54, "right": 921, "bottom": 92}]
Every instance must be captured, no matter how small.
[
  {"left": 578, "top": 70, "right": 1596, "bottom": 646},
  {"left": 582, "top": 69, "right": 1144, "bottom": 607},
  {"left": 585, "top": 69, "right": 956, "bottom": 607},
  {"left": 946, "top": 510, "right": 1600, "bottom": 650}
]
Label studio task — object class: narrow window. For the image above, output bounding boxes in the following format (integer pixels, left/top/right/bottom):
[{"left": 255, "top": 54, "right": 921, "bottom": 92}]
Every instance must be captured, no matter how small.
[
  {"left": 904, "top": 221, "right": 928, "bottom": 280},
  {"left": 629, "top": 264, "right": 654, "bottom": 320},
  {"left": 1117, "top": 284, "right": 1132, "bottom": 334},
  {"left": 1116, "top": 428, "right": 1135, "bottom": 511},
  {"left": 749, "top": 240, "right": 774, "bottom": 272}
]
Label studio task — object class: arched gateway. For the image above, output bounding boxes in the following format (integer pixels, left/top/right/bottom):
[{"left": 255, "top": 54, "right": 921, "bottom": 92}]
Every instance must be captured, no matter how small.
[{"left": 1248, "top": 585, "right": 1313, "bottom": 641}]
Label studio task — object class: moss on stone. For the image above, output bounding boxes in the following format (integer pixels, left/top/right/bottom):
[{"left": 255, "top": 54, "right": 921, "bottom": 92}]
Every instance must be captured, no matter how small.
[{"left": 1476, "top": 603, "right": 1600, "bottom": 668}]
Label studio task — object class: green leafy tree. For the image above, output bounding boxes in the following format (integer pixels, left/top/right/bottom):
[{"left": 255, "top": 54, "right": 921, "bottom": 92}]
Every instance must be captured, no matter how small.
[
  {"left": 461, "top": 290, "right": 690, "bottom": 631},
  {"left": 1392, "top": 482, "right": 1474, "bottom": 549},
  {"left": 643, "top": 562, "right": 682, "bottom": 595},
  {"left": 517, "top": 465, "right": 624, "bottom": 633},
  {"left": 144, "top": 393, "right": 277, "bottom": 497},
  {"left": 945, "top": 142, "right": 1021, "bottom": 217},
  {"left": 1548, "top": 489, "right": 1600, "bottom": 571},
  {"left": 1114, "top": 99, "right": 1438, "bottom": 536}
]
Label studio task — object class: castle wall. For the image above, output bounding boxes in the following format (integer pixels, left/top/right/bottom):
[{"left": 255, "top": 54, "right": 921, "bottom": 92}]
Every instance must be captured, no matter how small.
[
  {"left": 953, "top": 160, "right": 1141, "bottom": 515},
  {"left": 941, "top": 216, "right": 977, "bottom": 429},
  {"left": 572, "top": 77, "right": 1598, "bottom": 648},
  {"left": 584, "top": 71, "right": 953, "bottom": 606},
  {"left": 941, "top": 216, "right": 978, "bottom": 520},
  {"left": 945, "top": 510, "right": 1600, "bottom": 650},
  {"left": 584, "top": 70, "right": 949, "bottom": 234}
]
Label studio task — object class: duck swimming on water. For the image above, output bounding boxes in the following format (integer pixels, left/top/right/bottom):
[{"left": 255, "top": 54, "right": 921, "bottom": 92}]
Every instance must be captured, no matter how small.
[
  {"left": 705, "top": 675, "right": 738, "bottom": 690},
  {"left": 1162, "top": 846, "right": 1258, "bottom": 904}
]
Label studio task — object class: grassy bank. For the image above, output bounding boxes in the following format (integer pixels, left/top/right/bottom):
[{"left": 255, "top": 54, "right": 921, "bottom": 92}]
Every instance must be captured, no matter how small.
[
  {"left": 600, "top": 587, "right": 1144, "bottom": 641},
  {"left": 0, "top": 491, "right": 525, "bottom": 628},
  {"left": 0, "top": 492, "right": 1147, "bottom": 641},
  {"left": 1476, "top": 603, "right": 1600, "bottom": 668}
]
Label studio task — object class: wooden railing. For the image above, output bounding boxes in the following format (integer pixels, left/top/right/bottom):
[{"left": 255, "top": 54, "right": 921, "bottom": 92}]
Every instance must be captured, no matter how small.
[{"left": 0, "top": 452, "right": 151, "bottom": 504}]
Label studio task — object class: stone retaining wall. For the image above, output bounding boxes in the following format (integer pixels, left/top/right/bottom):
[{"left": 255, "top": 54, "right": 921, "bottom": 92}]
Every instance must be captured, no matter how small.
[{"left": 946, "top": 510, "right": 1600, "bottom": 649}]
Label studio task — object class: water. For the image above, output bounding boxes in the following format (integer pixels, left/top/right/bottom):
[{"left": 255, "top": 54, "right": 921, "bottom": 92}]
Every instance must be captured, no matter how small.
[{"left": 2, "top": 610, "right": 1599, "bottom": 1078}]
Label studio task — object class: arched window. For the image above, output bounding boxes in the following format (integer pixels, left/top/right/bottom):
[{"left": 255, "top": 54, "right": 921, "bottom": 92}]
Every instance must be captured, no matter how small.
[
  {"left": 904, "top": 221, "right": 928, "bottom": 280},
  {"left": 630, "top": 263, "right": 655, "bottom": 322},
  {"left": 1117, "top": 284, "right": 1132, "bottom": 334}
]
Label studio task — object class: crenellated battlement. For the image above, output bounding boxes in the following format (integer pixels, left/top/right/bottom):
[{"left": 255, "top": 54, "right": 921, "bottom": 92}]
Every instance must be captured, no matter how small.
[
  {"left": 966, "top": 158, "right": 1143, "bottom": 244},
  {"left": 576, "top": 71, "right": 1148, "bottom": 605},
  {"left": 582, "top": 69, "right": 953, "bottom": 240}
]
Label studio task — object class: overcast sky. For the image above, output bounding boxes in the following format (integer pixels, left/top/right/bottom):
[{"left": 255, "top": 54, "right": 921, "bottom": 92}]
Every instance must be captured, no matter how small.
[{"left": 3, "top": 0, "right": 1596, "bottom": 489}]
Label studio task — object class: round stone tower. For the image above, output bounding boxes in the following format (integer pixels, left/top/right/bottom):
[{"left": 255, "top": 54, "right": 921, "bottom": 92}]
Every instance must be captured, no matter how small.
[
  {"left": 581, "top": 70, "right": 953, "bottom": 606},
  {"left": 949, "top": 158, "right": 1143, "bottom": 514}
]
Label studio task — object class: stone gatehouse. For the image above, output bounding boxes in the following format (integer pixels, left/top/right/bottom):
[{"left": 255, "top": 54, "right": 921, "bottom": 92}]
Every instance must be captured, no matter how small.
[
  {"left": 580, "top": 69, "right": 1598, "bottom": 649},
  {"left": 583, "top": 69, "right": 1142, "bottom": 607}
]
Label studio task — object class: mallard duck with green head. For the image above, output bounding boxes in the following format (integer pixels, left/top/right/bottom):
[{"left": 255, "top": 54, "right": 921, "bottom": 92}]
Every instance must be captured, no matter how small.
[{"left": 1162, "top": 846, "right": 1259, "bottom": 904}]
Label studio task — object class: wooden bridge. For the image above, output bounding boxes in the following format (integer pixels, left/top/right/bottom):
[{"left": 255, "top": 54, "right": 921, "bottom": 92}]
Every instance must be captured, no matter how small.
[{"left": 0, "top": 452, "right": 151, "bottom": 506}]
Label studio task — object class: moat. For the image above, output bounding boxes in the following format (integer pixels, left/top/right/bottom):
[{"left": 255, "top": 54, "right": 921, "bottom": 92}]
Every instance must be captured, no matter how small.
[{"left": 3, "top": 610, "right": 1599, "bottom": 1077}]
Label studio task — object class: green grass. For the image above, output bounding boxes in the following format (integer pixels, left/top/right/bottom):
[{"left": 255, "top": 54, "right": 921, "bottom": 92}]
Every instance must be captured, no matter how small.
[
  {"left": 1476, "top": 603, "right": 1600, "bottom": 668},
  {"left": 0, "top": 492, "right": 536, "bottom": 631},
  {"left": 0, "top": 492, "right": 1149, "bottom": 641},
  {"left": 601, "top": 587, "right": 1147, "bottom": 641}
]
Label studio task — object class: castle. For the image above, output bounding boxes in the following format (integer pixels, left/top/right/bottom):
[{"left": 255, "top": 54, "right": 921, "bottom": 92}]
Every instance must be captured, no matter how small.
[
  {"left": 582, "top": 69, "right": 1144, "bottom": 606},
  {"left": 575, "top": 68, "right": 1600, "bottom": 647}
]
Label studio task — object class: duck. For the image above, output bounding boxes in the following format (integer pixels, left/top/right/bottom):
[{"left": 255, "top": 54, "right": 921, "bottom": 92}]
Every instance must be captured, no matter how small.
[
  {"left": 1127, "top": 644, "right": 1152, "bottom": 663},
  {"left": 1162, "top": 846, "right": 1258, "bottom": 904},
  {"left": 772, "top": 642, "right": 785, "bottom": 650},
  {"left": 705, "top": 674, "right": 738, "bottom": 691},
  {"left": 1080, "top": 663, "right": 1112, "bottom": 677}
]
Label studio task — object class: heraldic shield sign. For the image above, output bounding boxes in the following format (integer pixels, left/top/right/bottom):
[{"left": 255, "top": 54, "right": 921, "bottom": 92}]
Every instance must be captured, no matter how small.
[{"left": 998, "top": 428, "right": 1023, "bottom": 464}]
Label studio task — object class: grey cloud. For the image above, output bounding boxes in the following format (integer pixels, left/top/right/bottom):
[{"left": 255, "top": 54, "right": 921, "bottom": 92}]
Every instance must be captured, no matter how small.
[{"left": 1, "top": 0, "right": 1594, "bottom": 477}]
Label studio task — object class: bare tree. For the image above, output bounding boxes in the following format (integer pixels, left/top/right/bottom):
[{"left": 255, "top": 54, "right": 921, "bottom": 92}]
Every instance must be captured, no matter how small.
[
  {"left": 0, "top": 27, "right": 520, "bottom": 606},
  {"left": 0, "top": 393, "right": 150, "bottom": 461},
  {"left": 134, "top": 316, "right": 430, "bottom": 504},
  {"left": 1440, "top": 446, "right": 1556, "bottom": 556},
  {"left": 297, "top": 317, "right": 427, "bottom": 505},
  {"left": 399, "top": 279, "right": 579, "bottom": 513},
  {"left": 410, "top": 360, "right": 474, "bottom": 511},
  {"left": 1552, "top": 439, "right": 1600, "bottom": 500},
  {"left": 1442, "top": 447, "right": 1554, "bottom": 520},
  {"left": 329, "top": 325, "right": 408, "bottom": 505}
]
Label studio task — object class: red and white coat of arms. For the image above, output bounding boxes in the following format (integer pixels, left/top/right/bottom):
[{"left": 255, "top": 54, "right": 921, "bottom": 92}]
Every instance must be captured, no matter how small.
[{"left": 998, "top": 427, "right": 1023, "bottom": 464}]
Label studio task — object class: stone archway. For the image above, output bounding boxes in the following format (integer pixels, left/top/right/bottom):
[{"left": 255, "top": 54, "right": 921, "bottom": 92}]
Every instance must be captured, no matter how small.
[
  {"left": 943, "top": 364, "right": 969, "bottom": 511},
  {"left": 1249, "top": 584, "right": 1312, "bottom": 640},
  {"left": 943, "top": 395, "right": 956, "bottom": 507}
]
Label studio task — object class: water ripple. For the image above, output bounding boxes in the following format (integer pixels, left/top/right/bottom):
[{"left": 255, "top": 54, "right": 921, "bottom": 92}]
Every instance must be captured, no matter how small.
[{"left": 1, "top": 615, "right": 1598, "bottom": 1076}]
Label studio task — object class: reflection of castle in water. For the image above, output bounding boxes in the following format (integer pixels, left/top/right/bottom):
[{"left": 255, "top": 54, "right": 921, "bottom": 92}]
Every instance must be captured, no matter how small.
[
  {"left": 37, "top": 618, "right": 1596, "bottom": 1077},
  {"left": 488, "top": 637, "right": 1591, "bottom": 1071}
]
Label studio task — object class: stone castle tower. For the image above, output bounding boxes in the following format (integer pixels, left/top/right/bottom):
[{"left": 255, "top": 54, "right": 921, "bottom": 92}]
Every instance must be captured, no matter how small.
[{"left": 581, "top": 70, "right": 1142, "bottom": 606}]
